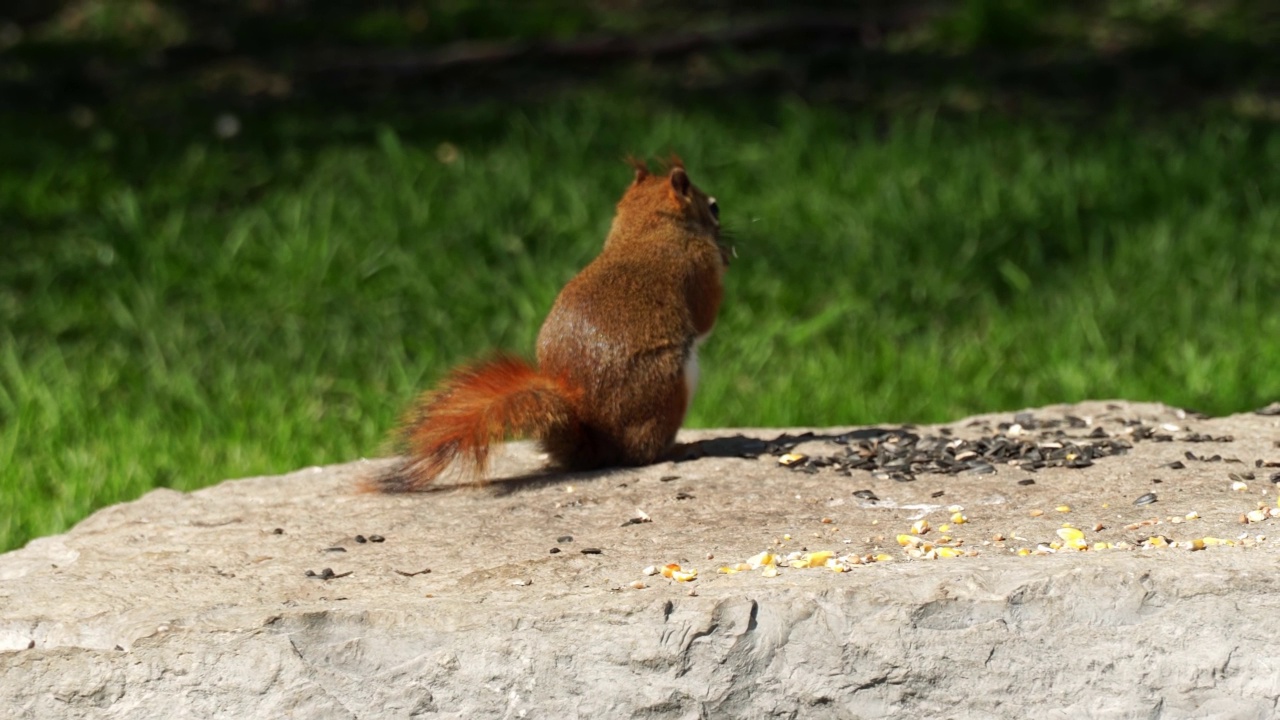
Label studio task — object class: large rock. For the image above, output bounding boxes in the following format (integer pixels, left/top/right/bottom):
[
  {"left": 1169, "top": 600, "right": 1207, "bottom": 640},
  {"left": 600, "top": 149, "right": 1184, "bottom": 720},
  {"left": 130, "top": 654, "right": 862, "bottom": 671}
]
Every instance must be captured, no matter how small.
[{"left": 2, "top": 401, "right": 1279, "bottom": 719}]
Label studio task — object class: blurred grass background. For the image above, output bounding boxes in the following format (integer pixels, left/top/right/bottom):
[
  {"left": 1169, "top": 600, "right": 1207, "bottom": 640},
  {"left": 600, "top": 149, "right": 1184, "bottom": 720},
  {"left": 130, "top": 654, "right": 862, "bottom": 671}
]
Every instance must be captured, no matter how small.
[{"left": 2, "top": 0, "right": 1279, "bottom": 551}]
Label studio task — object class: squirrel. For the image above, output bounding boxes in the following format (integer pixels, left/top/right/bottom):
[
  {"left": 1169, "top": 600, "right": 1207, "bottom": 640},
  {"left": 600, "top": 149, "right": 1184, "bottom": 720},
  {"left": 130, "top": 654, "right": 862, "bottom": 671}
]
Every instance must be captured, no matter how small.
[{"left": 368, "top": 157, "right": 730, "bottom": 492}]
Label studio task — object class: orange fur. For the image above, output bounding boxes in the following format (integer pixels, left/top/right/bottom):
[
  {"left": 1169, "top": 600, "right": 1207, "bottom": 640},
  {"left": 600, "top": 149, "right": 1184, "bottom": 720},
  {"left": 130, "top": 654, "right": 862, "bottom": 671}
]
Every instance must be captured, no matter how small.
[
  {"left": 367, "top": 356, "right": 580, "bottom": 492},
  {"left": 371, "top": 158, "right": 727, "bottom": 492}
]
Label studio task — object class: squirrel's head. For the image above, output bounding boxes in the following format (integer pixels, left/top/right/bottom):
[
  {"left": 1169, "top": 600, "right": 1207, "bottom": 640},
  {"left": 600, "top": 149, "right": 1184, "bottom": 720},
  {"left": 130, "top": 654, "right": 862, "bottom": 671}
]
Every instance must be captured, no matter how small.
[{"left": 612, "top": 156, "right": 730, "bottom": 265}]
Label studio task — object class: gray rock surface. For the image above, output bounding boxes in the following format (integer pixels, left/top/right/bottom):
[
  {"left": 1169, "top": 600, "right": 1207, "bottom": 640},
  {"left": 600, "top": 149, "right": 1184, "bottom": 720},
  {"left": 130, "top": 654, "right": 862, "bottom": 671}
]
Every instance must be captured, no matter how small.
[{"left": 2, "top": 401, "right": 1279, "bottom": 719}]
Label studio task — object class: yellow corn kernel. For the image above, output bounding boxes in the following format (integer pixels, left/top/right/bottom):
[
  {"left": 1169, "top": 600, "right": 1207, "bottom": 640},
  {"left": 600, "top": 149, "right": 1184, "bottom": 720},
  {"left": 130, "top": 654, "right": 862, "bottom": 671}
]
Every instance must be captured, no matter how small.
[
  {"left": 761, "top": 565, "right": 779, "bottom": 578},
  {"left": 1056, "top": 505, "right": 1071, "bottom": 513},
  {"left": 897, "top": 534, "right": 921, "bottom": 547},
  {"left": 873, "top": 553, "right": 892, "bottom": 563},
  {"left": 672, "top": 569, "right": 697, "bottom": 582},
  {"left": 660, "top": 563, "right": 681, "bottom": 578},
  {"left": 950, "top": 512, "right": 968, "bottom": 524},
  {"left": 746, "top": 551, "right": 776, "bottom": 569},
  {"left": 804, "top": 551, "right": 834, "bottom": 567},
  {"left": 1016, "top": 548, "right": 1032, "bottom": 556},
  {"left": 1056, "top": 527, "right": 1087, "bottom": 550},
  {"left": 911, "top": 519, "right": 931, "bottom": 534},
  {"left": 934, "top": 547, "right": 963, "bottom": 558},
  {"left": 1092, "top": 542, "right": 1111, "bottom": 551}
]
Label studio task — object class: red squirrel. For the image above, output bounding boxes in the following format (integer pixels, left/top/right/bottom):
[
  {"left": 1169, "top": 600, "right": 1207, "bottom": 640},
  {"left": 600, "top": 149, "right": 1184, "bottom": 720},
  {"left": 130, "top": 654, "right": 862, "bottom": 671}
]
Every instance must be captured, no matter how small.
[{"left": 369, "top": 157, "right": 729, "bottom": 492}]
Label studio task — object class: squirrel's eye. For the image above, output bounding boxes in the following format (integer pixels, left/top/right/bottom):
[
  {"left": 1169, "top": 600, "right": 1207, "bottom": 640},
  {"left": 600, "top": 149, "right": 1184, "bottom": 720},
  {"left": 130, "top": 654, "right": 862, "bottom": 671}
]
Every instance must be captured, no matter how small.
[{"left": 708, "top": 197, "right": 719, "bottom": 221}]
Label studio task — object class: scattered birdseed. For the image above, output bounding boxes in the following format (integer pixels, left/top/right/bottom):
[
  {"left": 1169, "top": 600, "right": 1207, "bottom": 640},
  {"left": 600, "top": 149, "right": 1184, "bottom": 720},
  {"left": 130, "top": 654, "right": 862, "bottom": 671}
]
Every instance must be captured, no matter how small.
[
  {"left": 1029, "top": 509, "right": 1044, "bottom": 517},
  {"left": 630, "top": 581, "right": 646, "bottom": 590},
  {"left": 790, "top": 551, "right": 834, "bottom": 568},
  {"left": 1124, "top": 519, "right": 1159, "bottom": 531},
  {"left": 1246, "top": 510, "right": 1267, "bottom": 523},
  {"left": 368, "top": 535, "right": 386, "bottom": 543},
  {"left": 354, "top": 535, "right": 367, "bottom": 543},
  {"left": 778, "top": 453, "right": 808, "bottom": 467},
  {"left": 1056, "top": 528, "right": 1087, "bottom": 550},
  {"left": 775, "top": 415, "right": 1136, "bottom": 480},
  {"left": 1134, "top": 492, "right": 1158, "bottom": 506},
  {"left": 658, "top": 564, "right": 697, "bottom": 582},
  {"left": 580, "top": 547, "right": 603, "bottom": 555},
  {"left": 1056, "top": 505, "right": 1071, "bottom": 513},
  {"left": 306, "top": 568, "right": 350, "bottom": 580},
  {"left": 621, "top": 508, "right": 653, "bottom": 527},
  {"left": 557, "top": 535, "right": 574, "bottom": 543},
  {"left": 1232, "top": 481, "right": 1249, "bottom": 492},
  {"left": 1018, "top": 479, "right": 1036, "bottom": 486},
  {"left": 549, "top": 547, "right": 560, "bottom": 554}
]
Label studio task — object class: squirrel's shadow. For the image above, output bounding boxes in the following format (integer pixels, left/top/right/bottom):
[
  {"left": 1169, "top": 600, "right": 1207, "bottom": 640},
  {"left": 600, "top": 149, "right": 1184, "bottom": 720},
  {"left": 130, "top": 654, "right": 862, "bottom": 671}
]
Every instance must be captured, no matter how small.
[{"left": 467, "top": 428, "right": 894, "bottom": 496}]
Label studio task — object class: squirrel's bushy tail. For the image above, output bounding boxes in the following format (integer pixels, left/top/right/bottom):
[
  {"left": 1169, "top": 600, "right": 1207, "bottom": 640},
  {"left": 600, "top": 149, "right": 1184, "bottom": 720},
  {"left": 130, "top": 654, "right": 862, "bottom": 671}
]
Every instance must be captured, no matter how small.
[{"left": 367, "top": 355, "right": 580, "bottom": 492}]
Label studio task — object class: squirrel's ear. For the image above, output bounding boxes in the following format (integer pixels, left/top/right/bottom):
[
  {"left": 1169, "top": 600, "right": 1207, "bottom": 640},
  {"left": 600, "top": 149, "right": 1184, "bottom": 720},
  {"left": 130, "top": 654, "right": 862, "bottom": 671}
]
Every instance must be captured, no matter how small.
[
  {"left": 669, "top": 167, "right": 691, "bottom": 198},
  {"left": 626, "top": 156, "right": 649, "bottom": 185}
]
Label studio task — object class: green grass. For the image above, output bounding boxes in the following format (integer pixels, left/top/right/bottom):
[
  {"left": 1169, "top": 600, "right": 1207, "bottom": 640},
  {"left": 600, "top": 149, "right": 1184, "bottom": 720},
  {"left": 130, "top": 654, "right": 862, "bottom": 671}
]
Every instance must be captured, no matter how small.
[{"left": 3, "top": 93, "right": 1279, "bottom": 552}]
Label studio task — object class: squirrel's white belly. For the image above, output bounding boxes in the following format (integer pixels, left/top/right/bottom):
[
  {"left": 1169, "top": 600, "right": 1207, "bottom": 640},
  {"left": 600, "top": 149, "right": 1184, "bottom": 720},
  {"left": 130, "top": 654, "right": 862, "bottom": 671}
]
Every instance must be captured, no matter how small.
[{"left": 683, "top": 333, "right": 710, "bottom": 406}]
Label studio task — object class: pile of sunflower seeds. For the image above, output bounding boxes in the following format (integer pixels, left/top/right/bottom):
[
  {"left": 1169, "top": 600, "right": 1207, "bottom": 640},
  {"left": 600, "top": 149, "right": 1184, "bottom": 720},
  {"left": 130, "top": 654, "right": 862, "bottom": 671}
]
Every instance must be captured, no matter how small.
[{"left": 765, "top": 412, "right": 1226, "bottom": 483}]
